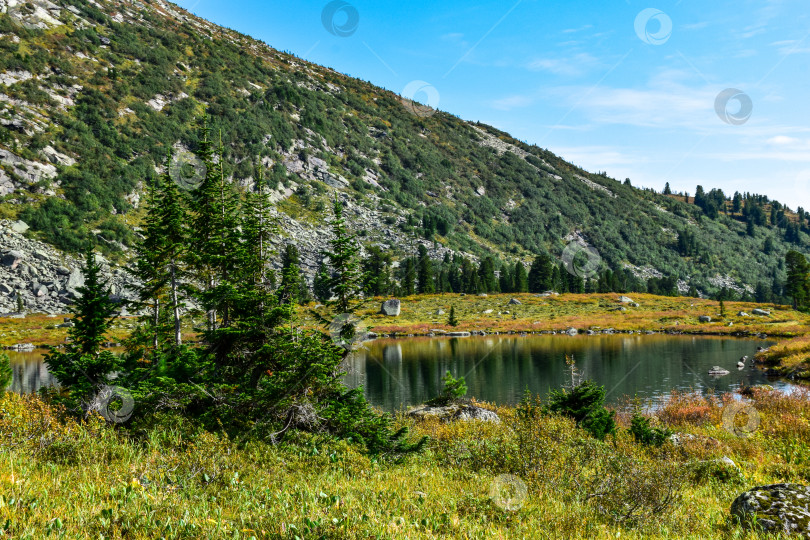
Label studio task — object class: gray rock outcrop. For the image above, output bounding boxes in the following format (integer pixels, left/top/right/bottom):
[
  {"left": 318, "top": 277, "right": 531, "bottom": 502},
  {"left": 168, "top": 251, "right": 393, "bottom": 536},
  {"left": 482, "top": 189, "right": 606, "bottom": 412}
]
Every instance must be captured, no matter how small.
[
  {"left": 731, "top": 484, "right": 810, "bottom": 536},
  {"left": 380, "top": 298, "right": 401, "bottom": 316},
  {"left": 0, "top": 220, "right": 135, "bottom": 314},
  {"left": 407, "top": 403, "right": 500, "bottom": 423}
]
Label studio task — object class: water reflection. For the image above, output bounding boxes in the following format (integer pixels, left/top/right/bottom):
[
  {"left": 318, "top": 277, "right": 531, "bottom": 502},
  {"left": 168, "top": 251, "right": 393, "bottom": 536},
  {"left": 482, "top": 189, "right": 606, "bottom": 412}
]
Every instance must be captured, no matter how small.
[
  {"left": 6, "top": 350, "right": 58, "bottom": 394},
  {"left": 6, "top": 336, "right": 794, "bottom": 411},
  {"left": 346, "top": 334, "right": 789, "bottom": 411}
]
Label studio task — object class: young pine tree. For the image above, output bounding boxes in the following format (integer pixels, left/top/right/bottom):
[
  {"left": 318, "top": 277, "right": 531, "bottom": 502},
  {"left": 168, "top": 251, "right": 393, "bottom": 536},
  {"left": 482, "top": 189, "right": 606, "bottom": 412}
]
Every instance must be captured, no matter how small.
[
  {"left": 447, "top": 305, "right": 458, "bottom": 327},
  {"left": 314, "top": 260, "right": 332, "bottom": 303},
  {"left": 189, "top": 120, "right": 241, "bottom": 330},
  {"left": 45, "top": 248, "right": 121, "bottom": 415},
  {"left": 0, "top": 353, "right": 11, "bottom": 395},
  {"left": 277, "top": 244, "right": 304, "bottom": 305},
  {"left": 326, "top": 196, "right": 363, "bottom": 314},
  {"left": 129, "top": 174, "right": 169, "bottom": 353}
]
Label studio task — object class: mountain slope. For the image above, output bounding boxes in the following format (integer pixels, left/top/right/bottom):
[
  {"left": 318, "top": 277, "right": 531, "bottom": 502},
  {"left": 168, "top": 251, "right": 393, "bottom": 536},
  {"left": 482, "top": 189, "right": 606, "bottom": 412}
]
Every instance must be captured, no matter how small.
[{"left": 0, "top": 0, "right": 804, "bottom": 312}]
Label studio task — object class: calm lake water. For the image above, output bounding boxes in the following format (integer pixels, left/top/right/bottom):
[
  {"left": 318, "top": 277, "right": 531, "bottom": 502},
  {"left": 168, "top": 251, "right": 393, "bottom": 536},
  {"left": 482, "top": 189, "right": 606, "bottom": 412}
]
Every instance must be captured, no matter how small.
[
  {"left": 7, "top": 335, "right": 795, "bottom": 410},
  {"left": 344, "top": 334, "right": 792, "bottom": 411}
]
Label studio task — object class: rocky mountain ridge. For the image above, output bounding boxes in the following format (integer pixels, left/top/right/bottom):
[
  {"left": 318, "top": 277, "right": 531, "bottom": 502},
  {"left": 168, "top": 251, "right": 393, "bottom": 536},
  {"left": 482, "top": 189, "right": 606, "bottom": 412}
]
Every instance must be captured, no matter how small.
[{"left": 0, "top": 0, "right": 803, "bottom": 310}]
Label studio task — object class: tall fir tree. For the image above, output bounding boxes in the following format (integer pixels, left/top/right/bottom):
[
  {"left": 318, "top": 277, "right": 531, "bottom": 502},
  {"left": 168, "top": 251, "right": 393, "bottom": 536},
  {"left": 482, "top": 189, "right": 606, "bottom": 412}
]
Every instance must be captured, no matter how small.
[
  {"left": 362, "top": 246, "right": 392, "bottom": 297},
  {"left": 785, "top": 250, "right": 810, "bottom": 309},
  {"left": 528, "top": 254, "right": 554, "bottom": 293},
  {"left": 158, "top": 149, "right": 189, "bottom": 346},
  {"left": 417, "top": 244, "right": 435, "bottom": 294},
  {"left": 45, "top": 248, "right": 121, "bottom": 415},
  {"left": 314, "top": 260, "right": 332, "bottom": 303},
  {"left": 277, "top": 244, "right": 304, "bottom": 305},
  {"left": 514, "top": 261, "right": 529, "bottom": 293},
  {"left": 130, "top": 173, "right": 170, "bottom": 353},
  {"left": 189, "top": 119, "right": 241, "bottom": 330},
  {"left": 326, "top": 196, "right": 362, "bottom": 313}
]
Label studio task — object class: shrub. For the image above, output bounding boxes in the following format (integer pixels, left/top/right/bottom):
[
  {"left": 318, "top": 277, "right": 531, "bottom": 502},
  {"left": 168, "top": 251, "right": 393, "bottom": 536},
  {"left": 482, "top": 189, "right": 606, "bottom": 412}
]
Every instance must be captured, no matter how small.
[
  {"left": 629, "top": 410, "right": 673, "bottom": 447},
  {"left": 544, "top": 380, "right": 616, "bottom": 440},
  {"left": 427, "top": 371, "right": 467, "bottom": 406},
  {"left": 0, "top": 353, "right": 10, "bottom": 394}
]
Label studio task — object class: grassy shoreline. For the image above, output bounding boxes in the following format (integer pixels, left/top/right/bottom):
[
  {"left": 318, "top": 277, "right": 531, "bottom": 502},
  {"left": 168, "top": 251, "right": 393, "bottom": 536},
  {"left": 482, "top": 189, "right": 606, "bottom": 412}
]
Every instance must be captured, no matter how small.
[{"left": 1, "top": 386, "right": 810, "bottom": 538}]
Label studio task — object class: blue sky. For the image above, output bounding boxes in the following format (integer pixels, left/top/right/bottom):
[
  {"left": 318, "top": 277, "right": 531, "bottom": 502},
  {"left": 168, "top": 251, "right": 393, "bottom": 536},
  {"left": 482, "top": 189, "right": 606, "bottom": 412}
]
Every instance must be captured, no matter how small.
[{"left": 175, "top": 0, "right": 810, "bottom": 209}]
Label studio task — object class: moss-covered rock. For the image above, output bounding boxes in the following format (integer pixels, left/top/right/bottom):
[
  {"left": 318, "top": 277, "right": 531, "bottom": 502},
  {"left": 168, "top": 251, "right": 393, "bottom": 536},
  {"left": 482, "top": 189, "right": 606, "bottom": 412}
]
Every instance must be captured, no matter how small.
[
  {"left": 407, "top": 403, "right": 500, "bottom": 423},
  {"left": 731, "top": 483, "right": 810, "bottom": 536}
]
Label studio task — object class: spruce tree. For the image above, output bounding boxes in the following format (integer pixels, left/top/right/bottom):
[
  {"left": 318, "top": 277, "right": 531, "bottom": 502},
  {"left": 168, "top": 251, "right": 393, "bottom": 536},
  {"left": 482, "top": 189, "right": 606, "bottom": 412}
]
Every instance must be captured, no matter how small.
[
  {"left": 528, "top": 254, "right": 553, "bottom": 293},
  {"left": 402, "top": 258, "right": 416, "bottom": 296},
  {"left": 130, "top": 174, "right": 168, "bottom": 352},
  {"left": 478, "top": 256, "right": 497, "bottom": 293},
  {"left": 448, "top": 305, "right": 458, "bottom": 327},
  {"left": 314, "top": 260, "right": 332, "bottom": 303},
  {"left": 0, "top": 353, "right": 11, "bottom": 395},
  {"left": 325, "top": 196, "right": 362, "bottom": 313},
  {"left": 278, "top": 244, "right": 304, "bottom": 304},
  {"left": 189, "top": 120, "right": 241, "bottom": 330},
  {"left": 45, "top": 248, "right": 121, "bottom": 415},
  {"left": 417, "top": 244, "right": 435, "bottom": 294},
  {"left": 514, "top": 261, "right": 529, "bottom": 293},
  {"left": 499, "top": 264, "right": 513, "bottom": 293},
  {"left": 785, "top": 250, "right": 810, "bottom": 309},
  {"left": 158, "top": 150, "right": 189, "bottom": 346},
  {"left": 362, "top": 246, "right": 391, "bottom": 296}
]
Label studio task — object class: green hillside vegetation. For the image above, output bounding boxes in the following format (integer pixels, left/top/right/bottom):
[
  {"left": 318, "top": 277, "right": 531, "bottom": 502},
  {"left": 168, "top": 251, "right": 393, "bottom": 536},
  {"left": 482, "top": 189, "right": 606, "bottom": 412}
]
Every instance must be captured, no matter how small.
[{"left": 0, "top": 0, "right": 807, "bottom": 299}]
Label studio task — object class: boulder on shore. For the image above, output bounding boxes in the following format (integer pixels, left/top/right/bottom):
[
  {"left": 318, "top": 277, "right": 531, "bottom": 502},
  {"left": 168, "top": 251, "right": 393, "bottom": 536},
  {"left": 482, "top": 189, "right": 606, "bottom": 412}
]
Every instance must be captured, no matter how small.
[
  {"left": 380, "top": 299, "right": 401, "bottom": 316},
  {"left": 731, "top": 484, "right": 810, "bottom": 536},
  {"left": 699, "top": 315, "right": 712, "bottom": 323},
  {"left": 407, "top": 403, "right": 500, "bottom": 423},
  {"left": 618, "top": 295, "right": 633, "bottom": 303},
  {"left": 752, "top": 308, "right": 771, "bottom": 316}
]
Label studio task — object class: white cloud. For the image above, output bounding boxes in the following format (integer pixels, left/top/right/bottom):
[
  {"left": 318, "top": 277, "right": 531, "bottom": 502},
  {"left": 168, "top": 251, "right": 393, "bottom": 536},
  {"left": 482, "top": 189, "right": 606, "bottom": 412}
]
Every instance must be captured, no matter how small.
[
  {"left": 682, "top": 22, "right": 709, "bottom": 30},
  {"left": 561, "top": 24, "right": 593, "bottom": 34},
  {"left": 526, "top": 53, "right": 598, "bottom": 76},
  {"left": 491, "top": 94, "right": 536, "bottom": 111},
  {"left": 767, "top": 135, "right": 800, "bottom": 145}
]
